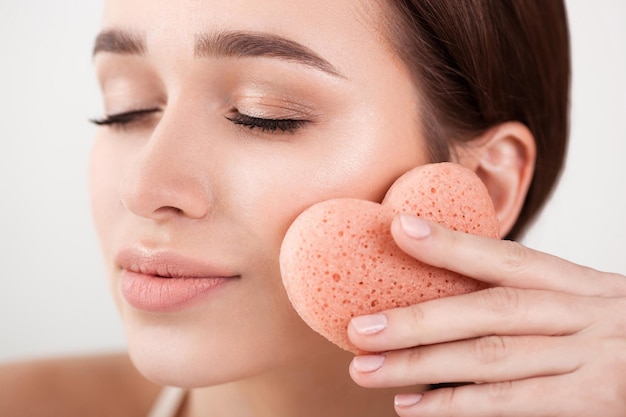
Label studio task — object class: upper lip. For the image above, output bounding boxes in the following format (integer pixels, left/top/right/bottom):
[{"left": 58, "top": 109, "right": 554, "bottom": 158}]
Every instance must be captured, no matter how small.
[{"left": 115, "top": 246, "right": 240, "bottom": 279}]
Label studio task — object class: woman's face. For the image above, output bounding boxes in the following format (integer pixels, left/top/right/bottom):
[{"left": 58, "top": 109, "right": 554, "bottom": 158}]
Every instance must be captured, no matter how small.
[{"left": 91, "top": 0, "right": 430, "bottom": 386}]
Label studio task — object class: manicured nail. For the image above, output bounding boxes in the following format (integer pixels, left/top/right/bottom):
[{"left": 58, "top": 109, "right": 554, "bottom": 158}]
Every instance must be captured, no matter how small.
[
  {"left": 351, "top": 314, "right": 388, "bottom": 335},
  {"left": 395, "top": 393, "right": 424, "bottom": 408},
  {"left": 352, "top": 355, "right": 385, "bottom": 373},
  {"left": 399, "top": 214, "right": 431, "bottom": 239}
]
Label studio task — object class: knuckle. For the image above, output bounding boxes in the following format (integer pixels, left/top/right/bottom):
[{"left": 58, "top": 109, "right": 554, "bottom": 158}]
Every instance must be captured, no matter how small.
[
  {"left": 404, "top": 347, "right": 424, "bottom": 376},
  {"left": 474, "top": 335, "right": 511, "bottom": 365},
  {"left": 479, "top": 286, "right": 524, "bottom": 318},
  {"left": 487, "top": 380, "right": 514, "bottom": 402},
  {"left": 500, "top": 240, "right": 530, "bottom": 275},
  {"left": 409, "top": 303, "right": 426, "bottom": 324},
  {"left": 407, "top": 304, "right": 426, "bottom": 335},
  {"left": 437, "top": 387, "right": 459, "bottom": 416}
]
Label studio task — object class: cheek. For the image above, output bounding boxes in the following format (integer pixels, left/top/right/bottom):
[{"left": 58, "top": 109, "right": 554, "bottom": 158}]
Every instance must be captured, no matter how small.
[
  {"left": 88, "top": 137, "right": 126, "bottom": 258},
  {"left": 220, "top": 128, "right": 428, "bottom": 262}
]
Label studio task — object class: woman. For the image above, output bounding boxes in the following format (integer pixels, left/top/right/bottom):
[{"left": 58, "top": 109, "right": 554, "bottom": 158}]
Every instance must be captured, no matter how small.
[{"left": 2, "top": 0, "right": 625, "bottom": 416}]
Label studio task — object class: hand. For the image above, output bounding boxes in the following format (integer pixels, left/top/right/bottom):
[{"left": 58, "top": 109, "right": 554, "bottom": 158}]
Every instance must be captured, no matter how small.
[{"left": 347, "top": 214, "right": 626, "bottom": 417}]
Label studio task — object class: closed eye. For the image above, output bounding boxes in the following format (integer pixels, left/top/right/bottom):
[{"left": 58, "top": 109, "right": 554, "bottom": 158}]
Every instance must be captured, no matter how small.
[
  {"left": 225, "top": 112, "right": 309, "bottom": 134},
  {"left": 90, "top": 108, "right": 161, "bottom": 127}
]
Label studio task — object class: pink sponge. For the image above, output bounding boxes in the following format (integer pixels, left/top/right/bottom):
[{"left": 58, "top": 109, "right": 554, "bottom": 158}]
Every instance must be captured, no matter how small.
[{"left": 279, "top": 163, "right": 500, "bottom": 352}]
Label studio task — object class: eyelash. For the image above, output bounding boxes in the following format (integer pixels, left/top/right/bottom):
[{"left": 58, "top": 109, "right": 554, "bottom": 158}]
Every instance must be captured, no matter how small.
[
  {"left": 90, "top": 109, "right": 309, "bottom": 134},
  {"left": 90, "top": 108, "right": 160, "bottom": 127},
  {"left": 225, "top": 112, "right": 308, "bottom": 134}
]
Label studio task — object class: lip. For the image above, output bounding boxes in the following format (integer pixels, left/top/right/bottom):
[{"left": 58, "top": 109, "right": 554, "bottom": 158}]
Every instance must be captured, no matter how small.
[{"left": 116, "top": 247, "right": 240, "bottom": 312}]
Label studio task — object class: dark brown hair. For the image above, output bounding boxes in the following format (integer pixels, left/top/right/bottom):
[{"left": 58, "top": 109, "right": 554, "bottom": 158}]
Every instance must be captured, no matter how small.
[{"left": 383, "top": 0, "right": 571, "bottom": 239}]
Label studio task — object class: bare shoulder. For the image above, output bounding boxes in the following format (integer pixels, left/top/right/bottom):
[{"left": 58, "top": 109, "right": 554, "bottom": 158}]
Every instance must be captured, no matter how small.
[{"left": 0, "top": 352, "right": 161, "bottom": 417}]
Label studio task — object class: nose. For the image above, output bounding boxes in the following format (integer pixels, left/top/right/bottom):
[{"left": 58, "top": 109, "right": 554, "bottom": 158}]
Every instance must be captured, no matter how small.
[{"left": 119, "top": 116, "right": 212, "bottom": 222}]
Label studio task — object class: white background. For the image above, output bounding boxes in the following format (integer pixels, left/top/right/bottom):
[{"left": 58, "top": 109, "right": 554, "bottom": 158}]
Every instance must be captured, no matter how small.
[{"left": 0, "top": 1, "right": 624, "bottom": 362}]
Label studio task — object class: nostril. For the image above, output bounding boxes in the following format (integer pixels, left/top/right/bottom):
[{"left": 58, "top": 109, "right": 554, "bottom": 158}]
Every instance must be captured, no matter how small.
[
  {"left": 162, "top": 206, "right": 184, "bottom": 215},
  {"left": 150, "top": 205, "right": 191, "bottom": 220}
]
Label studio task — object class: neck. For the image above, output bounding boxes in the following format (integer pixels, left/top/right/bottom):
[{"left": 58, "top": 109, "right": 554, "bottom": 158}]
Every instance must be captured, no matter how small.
[{"left": 183, "top": 348, "right": 416, "bottom": 417}]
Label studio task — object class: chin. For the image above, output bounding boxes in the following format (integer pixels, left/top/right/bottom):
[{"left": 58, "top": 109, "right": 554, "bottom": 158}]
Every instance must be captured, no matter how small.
[
  {"left": 121, "top": 309, "right": 327, "bottom": 388},
  {"left": 125, "top": 325, "right": 268, "bottom": 388}
]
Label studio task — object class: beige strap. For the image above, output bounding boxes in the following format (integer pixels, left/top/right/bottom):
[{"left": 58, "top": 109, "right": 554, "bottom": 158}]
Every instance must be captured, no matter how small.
[{"left": 147, "top": 386, "right": 187, "bottom": 417}]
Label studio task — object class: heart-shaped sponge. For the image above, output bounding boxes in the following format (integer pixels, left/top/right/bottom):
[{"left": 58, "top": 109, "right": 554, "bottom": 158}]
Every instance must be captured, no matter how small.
[{"left": 279, "top": 163, "right": 499, "bottom": 352}]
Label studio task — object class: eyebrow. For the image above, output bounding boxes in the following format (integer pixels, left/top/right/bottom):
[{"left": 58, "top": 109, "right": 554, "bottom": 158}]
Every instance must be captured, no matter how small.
[
  {"left": 92, "top": 28, "right": 343, "bottom": 78},
  {"left": 194, "top": 31, "right": 344, "bottom": 78},
  {"left": 93, "top": 29, "right": 146, "bottom": 56}
]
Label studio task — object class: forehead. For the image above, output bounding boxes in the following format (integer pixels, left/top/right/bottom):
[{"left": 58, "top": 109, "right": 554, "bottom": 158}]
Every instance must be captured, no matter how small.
[
  {"left": 102, "top": 0, "right": 381, "bottom": 30},
  {"left": 100, "top": 0, "right": 397, "bottom": 73}
]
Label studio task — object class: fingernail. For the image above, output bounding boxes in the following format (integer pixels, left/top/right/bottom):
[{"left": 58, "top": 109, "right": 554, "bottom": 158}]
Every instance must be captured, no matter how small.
[
  {"left": 395, "top": 393, "right": 424, "bottom": 408},
  {"left": 400, "top": 214, "right": 431, "bottom": 239},
  {"left": 352, "top": 355, "right": 385, "bottom": 373},
  {"left": 351, "top": 314, "right": 388, "bottom": 334}
]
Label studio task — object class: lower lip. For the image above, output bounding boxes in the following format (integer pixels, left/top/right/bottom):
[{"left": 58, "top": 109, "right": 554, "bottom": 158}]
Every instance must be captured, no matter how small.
[{"left": 120, "top": 270, "right": 234, "bottom": 312}]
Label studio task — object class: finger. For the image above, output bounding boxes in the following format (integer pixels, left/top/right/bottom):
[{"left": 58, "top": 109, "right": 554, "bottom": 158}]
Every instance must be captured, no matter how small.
[
  {"left": 348, "top": 287, "right": 594, "bottom": 352},
  {"left": 350, "top": 334, "right": 581, "bottom": 388},
  {"left": 391, "top": 214, "right": 626, "bottom": 297},
  {"left": 391, "top": 375, "right": 586, "bottom": 417}
]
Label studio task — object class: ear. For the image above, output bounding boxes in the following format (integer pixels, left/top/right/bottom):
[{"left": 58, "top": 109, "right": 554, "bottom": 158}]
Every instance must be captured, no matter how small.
[{"left": 454, "top": 122, "right": 536, "bottom": 238}]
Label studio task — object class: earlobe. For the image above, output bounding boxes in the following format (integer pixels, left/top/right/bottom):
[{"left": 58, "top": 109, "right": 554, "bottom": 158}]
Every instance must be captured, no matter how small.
[{"left": 456, "top": 122, "right": 536, "bottom": 238}]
